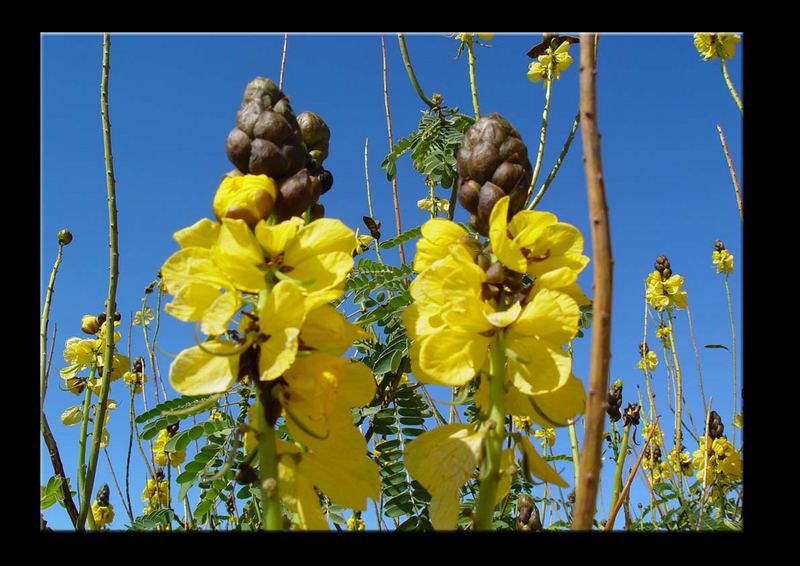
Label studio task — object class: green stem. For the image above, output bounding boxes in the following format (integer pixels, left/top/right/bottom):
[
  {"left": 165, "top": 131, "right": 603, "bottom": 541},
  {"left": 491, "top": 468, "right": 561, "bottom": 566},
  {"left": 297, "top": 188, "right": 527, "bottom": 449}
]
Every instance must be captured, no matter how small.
[
  {"left": 719, "top": 58, "right": 743, "bottom": 114},
  {"left": 76, "top": 369, "right": 96, "bottom": 510},
  {"left": 528, "top": 109, "right": 579, "bottom": 210},
  {"left": 474, "top": 331, "right": 506, "bottom": 530},
  {"left": 567, "top": 418, "right": 580, "bottom": 489},
  {"left": 525, "top": 75, "right": 552, "bottom": 206},
  {"left": 665, "top": 315, "right": 684, "bottom": 451},
  {"left": 608, "top": 424, "right": 630, "bottom": 528},
  {"left": 723, "top": 275, "right": 737, "bottom": 446},
  {"left": 466, "top": 40, "right": 480, "bottom": 119},
  {"left": 397, "top": 34, "right": 436, "bottom": 109},
  {"left": 363, "top": 138, "right": 384, "bottom": 265},
  {"left": 40, "top": 240, "right": 65, "bottom": 416},
  {"left": 78, "top": 32, "right": 121, "bottom": 530},
  {"left": 257, "top": 398, "right": 282, "bottom": 531},
  {"left": 684, "top": 301, "right": 707, "bottom": 416}
]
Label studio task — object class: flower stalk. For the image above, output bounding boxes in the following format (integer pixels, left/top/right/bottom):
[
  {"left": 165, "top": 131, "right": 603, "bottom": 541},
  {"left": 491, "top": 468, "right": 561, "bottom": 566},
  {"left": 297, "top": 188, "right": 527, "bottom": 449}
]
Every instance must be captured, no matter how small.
[
  {"left": 257, "top": 391, "right": 282, "bottom": 531},
  {"left": 397, "top": 34, "right": 436, "bottom": 109},
  {"left": 466, "top": 40, "right": 480, "bottom": 119},
  {"left": 608, "top": 423, "right": 630, "bottom": 526},
  {"left": 474, "top": 331, "right": 507, "bottom": 530},
  {"left": 568, "top": 418, "right": 580, "bottom": 489},
  {"left": 723, "top": 274, "right": 737, "bottom": 446},
  {"left": 719, "top": 58, "right": 742, "bottom": 114},
  {"left": 78, "top": 32, "right": 121, "bottom": 530},
  {"left": 528, "top": 109, "right": 579, "bottom": 210},
  {"left": 716, "top": 124, "right": 743, "bottom": 221},
  {"left": 525, "top": 75, "right": 552, "bottom": 206}
]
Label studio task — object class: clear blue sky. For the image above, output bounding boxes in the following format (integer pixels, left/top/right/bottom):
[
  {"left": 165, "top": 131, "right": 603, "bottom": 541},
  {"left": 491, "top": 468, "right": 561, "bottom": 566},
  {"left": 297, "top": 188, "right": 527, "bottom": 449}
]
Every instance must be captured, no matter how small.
[{"left": 41, "top": 33, "right": 742, "bottom": 530}]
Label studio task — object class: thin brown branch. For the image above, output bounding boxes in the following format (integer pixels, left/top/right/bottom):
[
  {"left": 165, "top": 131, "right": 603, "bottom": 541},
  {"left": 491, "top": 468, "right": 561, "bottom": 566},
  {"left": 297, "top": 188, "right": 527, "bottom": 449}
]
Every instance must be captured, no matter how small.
[
  {"left": 278, "top": 33, "right": 288, "bottom": 91},
  {"left": 716, "top": 124, "right": 742, "bottom": 221},
  {"left": 380, "top": 36, "right": 406, "bottom": 265},
  {"left": 604, "top": 416, "right": 660, "bottom": 531},
  {"left": 41, "top": 412, "right": 80, "bottom": 528},
  {"left": 573, "top": 33, "right": 614, "bottom": 531}
]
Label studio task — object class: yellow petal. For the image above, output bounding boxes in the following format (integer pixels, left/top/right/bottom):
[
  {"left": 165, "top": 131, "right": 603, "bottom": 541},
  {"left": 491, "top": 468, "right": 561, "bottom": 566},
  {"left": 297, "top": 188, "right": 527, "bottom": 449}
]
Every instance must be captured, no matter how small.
[
  {"left": 60, "top": 405, "right": 83, "bottom": 426},
  {"left": 413, "top": 219, "right": 469, "bottom": 273},
  {"left": 287, "top": 251, "right": 354, "bottom": 294},
  {"left": 414, "top": 331, "right": 491, "bottom": 386},
  {"left": 507, "top": 337, "right": 572, "bottom": 394},
  {"left": 299, "top": 445, "right": 380, "bottom": 511},
  {"left": 169, "top": 342, "right": 239, "bottom": 395},
  {"left": 404, "top": 424, "right": 487, "bottom": 530},
  {"left": 510, "top": 287, "right": 579, "bottom": 344},
  {"left": 254, "top": 217, "right": 303, "bottom": 258},
  {"left": 260, "top": 280, "right": 307, "bottom": 335},
  {"left": 489, "top": 196, "right": 527, "bottom": 273},
  {"left": 485, "top": 301, "right": 522, "bottom": 328},
  {"left": 301, "top": 304, "right": 369, "bottom": 355},
  {"left": 495, "top": 448, "right": 516, "bottom": 506},
  {"left": 173, "top": 218, "right": 220, "bottom": 250},
  {"left": 278, "top": 454, "right": 329, "bottom": 531},
  {"left": 212, "top": 174, "right": 277, "bottom": 227},
  {"left": 259, "top": 327, "right": 300, "bottom": 381},
  {"left": 517, "top": 435, "right": 568, "bottom": 487},
  {"left": 508, "top": 373, "right": 586, "bottom": 428},
  {"left": 212, "top": 218, "right": 268, "bottom": 293}
]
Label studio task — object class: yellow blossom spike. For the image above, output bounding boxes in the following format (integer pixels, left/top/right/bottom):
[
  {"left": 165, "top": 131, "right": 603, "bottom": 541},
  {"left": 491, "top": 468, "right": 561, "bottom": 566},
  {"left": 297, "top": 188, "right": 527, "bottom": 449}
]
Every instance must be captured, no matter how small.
[{"left": 404, "top": 424, "right": 488, "bottom": 530}]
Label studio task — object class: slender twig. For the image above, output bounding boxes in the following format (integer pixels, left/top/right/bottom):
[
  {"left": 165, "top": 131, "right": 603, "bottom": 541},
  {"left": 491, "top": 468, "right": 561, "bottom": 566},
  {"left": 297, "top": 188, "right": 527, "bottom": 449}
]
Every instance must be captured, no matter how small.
[
  {"left": 716, "top": 124, "right": 743, "bottom": 221},
  {"left": 684, "top": 302, "right": 707, "bottom": 416},
  {"left": 125, "top": 386, "right": 135, "bottom": 523},
  {"left": 41, "top": 412, "right": 80, "bottom": 528},
  {"left": 152, "top": 287, "right": 168, "bottom": 401},
  {"left": 525, "top": 75, "right": 552, "bottom": 206},
  {"left": 604, "top": 416, "right": 659, "bottom": 531},
  {"left": 396, "top": 34, "right": 436, "bottom": 109},
  {"left": 43, "top": 324, "right": 57, "bottom": 415},
  {"left": 78, "top": 32, "right": 121, "bottom": 530},
  {"left": 103, "top": 447, "right": 133, "bottom": 521},
  {"left": 278, "top": 33, "right": 288, "bottom": 90},
  {"left": 719, "top": 58, "right": 743, "bottom": 114},
  {"left": 641, "top": 295, "right": 657, "bottom": 422},
  {"left": 41, "top": 236, "right": 66, "bottom": 417},
  {"left": 724, "top": 274, "right": 738, "bottom": 446},
  {"left": 665, "top": 315, "right": 685, "bottom": 452},
  {"left": 608, "top": 423, "right": 631, "bottom": 529},
  {"left": 465, "top": 40, "right": 480, "bottom": 119},
  {"left": 528, "top": 109, "right": 580, "bottom": 210},
  {"left": 573, "top": 33, "right": 613, "bottom": 532},
  {"left": 697, "top": 398, "right": 714, "bottom": 530},
  {"left": 380, "top": 36, "right": 407, "bottom": 265},
  {"left": 567, "top": 418, "right": 581, "bottom": 488},
  {"left": 363, "top": 138, "right": 384, "bottom": 265},
  {"left": 141, "top": 295, "right": 160, "bottom": 406},
  {"left": 419, "top": 383, "right": 447, "bottom": 426}
]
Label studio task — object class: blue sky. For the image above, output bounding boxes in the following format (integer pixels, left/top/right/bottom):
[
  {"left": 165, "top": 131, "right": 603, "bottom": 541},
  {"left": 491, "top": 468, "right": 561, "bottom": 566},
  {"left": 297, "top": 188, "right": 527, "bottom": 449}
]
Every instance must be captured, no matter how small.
[{"left": 41, "top": 33, "right": 742, "bottom": 530}]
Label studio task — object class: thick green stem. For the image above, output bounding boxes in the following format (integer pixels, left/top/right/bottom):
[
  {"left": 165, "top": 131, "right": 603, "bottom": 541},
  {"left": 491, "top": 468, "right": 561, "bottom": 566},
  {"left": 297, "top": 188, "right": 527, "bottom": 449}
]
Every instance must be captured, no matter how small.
[
  {"left": 76, "top": 370, "right": 96, "bottom": 509},
  {"left": 720, "top": 58, "right": 742, "bottom": 114},
  {"left": 257, "top": 399, "right": 282, "bottom": 531},
  {"left": 397, "top": 34, "right": 436, "bottom": 109},
  {"left": 525, "top": 75, "right": 552, "bottom": 206},
  {"left": 528, "top": 109, "right": 579, "bottom": 210},
  {"left": 475, "top": 332, "right": 506, "bottom": 530},
  {"left": 466, "top": 40, "right": 480, "bottom": 119},
  {"left": 78, "top": 32, "right": 121, "bottom": 530},
  {"left": 723, "top": 275, "right": 737, "bottom": 446},
  {"left": 608, "top": 424, "right": 630, "bottom": 527}
]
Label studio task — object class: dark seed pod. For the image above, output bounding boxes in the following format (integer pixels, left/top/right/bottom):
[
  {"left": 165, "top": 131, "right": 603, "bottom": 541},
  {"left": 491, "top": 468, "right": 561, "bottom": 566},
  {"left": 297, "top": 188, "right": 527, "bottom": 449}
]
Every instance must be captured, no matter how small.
[
  {"left": 318, "top": 169, "right": 334, "bottom": 195},
  {"left": 226, "top": 129, "right": 252, "bottom": 173},
  {"left": 236, "top": 99, "right": 264, "bottom": 138},
  {"left": 275, "top": 169, "right": 315, "bottom": 221},
  {"left": 155, "top": 468, "right": 165, "bottom": 481},
  {"left": 253, "top": 110, "right": 294, "bottom": 145},
  {"left": 96, "top": 484, "right": 110, "bottom": 506},
  {"left": 516, "top": 494, "right": 541, "bottom": 531},
  {"left": 166, "top": 422, "right": 180, "bottom": 437},
  {"left": 235, "top": 463, "right": 259, "bottom": 485},
  {"left": 58, "top": 229, "right": 73, "bottom": 246},
  {"left": 607, "top": 382, "right": 623, "bottom": 422},
  {"left": 133, "top": 356, "right": 144, "bottom": 373},
  {"left": 113, "top": 311, "right": 121, "bottom": 322},
  {"left": 457, "top": 180, "right": 481, "bottom": 213},
  {"left": 706, "top": 411, "right": 724, "bottom": 439},
  {"left": 282, "top": 137, "right": 307, "bottom": 174},
  {"left": 622, "top": 403, "right": 641, "bottom": 427},
  {"left": 249, "top": 139, "right": 288, "bottom": 178},
  {"left": 309, "top": 203, "right": 325, "bottom": 221}
]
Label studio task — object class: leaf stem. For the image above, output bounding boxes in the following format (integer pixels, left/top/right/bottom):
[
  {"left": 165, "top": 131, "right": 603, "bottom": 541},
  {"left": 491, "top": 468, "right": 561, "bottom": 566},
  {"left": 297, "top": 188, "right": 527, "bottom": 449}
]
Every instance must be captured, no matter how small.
[
  {"left": 466, "top": 40, "right": 480, "bottom": 119},
  {"left": 474, "top": 331, "right": 506, "bottom": 530},
  {"left": 719, "top": 58, "right": 742, "bottom": 114},
  {"left": 396, "top": 34, "right": 436, "bottom": 109},
  {"left": 363, "top": 138, "right": 384, "bottom": 265},
  {"left": 525, "top": 76, "right": 552, "bottom": 206}
]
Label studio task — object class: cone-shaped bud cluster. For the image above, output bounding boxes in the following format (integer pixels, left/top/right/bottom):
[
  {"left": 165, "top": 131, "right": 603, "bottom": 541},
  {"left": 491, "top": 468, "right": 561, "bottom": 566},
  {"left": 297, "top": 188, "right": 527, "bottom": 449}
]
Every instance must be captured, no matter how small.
[
  {"left": 456, "top": 113, "right": 533, "bottom": 236},
  {"left": 644, "top": 443, "right": 662, "bottom": 463},
  {"left": 622, "top": 402, "right": 640, "bottom": 427},
  {"left": 96, "top": 483, "right": 110, "bottom": 507},
  {"left": 515, "top": 494, "right": 542, "bottom": 531},
  {"left": 607, "top": 380, "right": 623, "bottom": 422},
  {"left": 714, "top": 239, "right": 725, "bottom": 252},
  {"left": 654, "top": 255, "right": 672, "bottom": 280},
  {"left": 224, "top": 78, "right": 335, "bottom": 222},
  {"left": 706, "top": 410, "right": 724, "bottom": 439}
]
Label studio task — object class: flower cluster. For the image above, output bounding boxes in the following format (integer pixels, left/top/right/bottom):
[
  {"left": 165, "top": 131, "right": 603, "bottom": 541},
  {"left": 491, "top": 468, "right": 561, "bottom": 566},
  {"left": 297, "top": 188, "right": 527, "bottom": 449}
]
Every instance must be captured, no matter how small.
[
  {"left": 160, "top": 171, "right": 380, "bottom": 530},
  {"left": 152, "top": 427, "right": 186, "bottom": 468},
  {"left": 693, "top": 33, "right": 741, "bottom": 61},
  {"left": 142, "top": 476, "right": 170, "bottom": 514},
  {"left": 527, "top": 40, "right": 574, "bottom": 84},
  {"left": 346, "top": 512, "right": 365, "bottom": 531},
  {"left": 402, "top": 195, "right": 589, "bottom": 529},
  {"left": 712, "top": 240, "right": 734, "bottom": 274},
  {"left": 692, "top": 436, "right": 742, "bottom": 484},
  {"left": 533, "top": 427, "right": 555, "bottom": 449},
  {"left": 91, "top": 484, "right": 114, "bottom": 529},
  {"left": 61, "top": 315, "right": 130, "bottom": 399},
  {"left": 645, "top": 256, "right": 687, "bottom": 311}
]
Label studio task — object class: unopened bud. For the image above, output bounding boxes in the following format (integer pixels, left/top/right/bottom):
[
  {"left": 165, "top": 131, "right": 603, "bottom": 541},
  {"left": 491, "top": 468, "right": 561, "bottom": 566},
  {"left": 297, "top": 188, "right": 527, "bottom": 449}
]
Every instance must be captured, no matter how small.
[
  {"left": 81, "top": 315, "right": 100, "bottom": 335},
  {"left": 57, "top": 229, "right": 73, "bottom": 245}
]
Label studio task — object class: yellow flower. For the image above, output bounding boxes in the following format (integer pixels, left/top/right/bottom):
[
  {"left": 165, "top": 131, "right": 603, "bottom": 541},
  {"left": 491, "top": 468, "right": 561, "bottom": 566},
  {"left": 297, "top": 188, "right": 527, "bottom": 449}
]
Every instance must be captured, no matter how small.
[
  {"left": 712, "top": 249, "right": 734, "bottom": 274},
  {"left": 122, "top": 370, "right": 147, "bottom": 393},
  {"left": 417, "top": 196, "right": 451, "bottom": 215},
  {"left": 655, "top": 325, "right": 671, "bottom": 341},
  {"left": 512, "top": 415, "right": 533, "bottom": 432},
  {"left": 636, "top": 350, "right": 658, "bottom": 372},
  {"left": 60, "top": 405, "right": 83, "bottom": 426},
  {"left": 60, "top": 337, "right": 96, "bottom": 379},
  {"left": 346, "top": 513, "right": 365, "bottom": 531},
  {"left": 455, "top": 33, "right": 494, "bottom": 43},
  {"left": 645, "top": 271, "right": 687, "bottom": 311},
  {"left": 412, "top": 218, "right": 478, "bottom": 274},
  {"left": 692, "top": 436, "right": 742, "bottom": 482},
  {"left": 527, "top": 40, "right": 573, "bottom": 83},
  {"left": 152, "top": 428, "right": 186, "bottom": 468},
  {"left": 489, "top": 196, "right": 589, "bottom": 304},
  {"left": 353, "top": 231, "right": 373, "bottom": 255},
  {"left": 668, "top": 447, "right": 692, "bottom": 476},
  {"left": 694, "top": 33, "right": 740, "bottom": 61},
  {"left": 141, "top": 479, "right": 170, "bottom": 509},
  {"left": 533, "top": 427, "right": 555, "bottom": 449},
  {"left": 92, "top": 501, "right": 114, "bottom": 528},
  {"left": 212, "top": 174, "right": 277, "bottom": 227},
  {"left": 81, "top": 314, "right": 100, "bottom": 335},
  {"left": 132, "top": 307, "right": 154, "bottom": 326}
]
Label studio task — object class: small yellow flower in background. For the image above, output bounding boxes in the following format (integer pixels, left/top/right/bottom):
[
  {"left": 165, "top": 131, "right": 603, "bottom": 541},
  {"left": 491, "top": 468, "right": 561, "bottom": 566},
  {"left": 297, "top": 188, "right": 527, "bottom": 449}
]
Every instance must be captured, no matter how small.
[
  {"left": 533, "top": 427, "right": 556, "bottom": 449},
  {"left": 416, "top": 196, "right": 451, "bottom": 215},
  {"left": 142, "top": 478, "right": 170, "bottom": 509},
  {"left": 209, "top": 409, "right": 223, "bottom": 421},
  {"left": 513, "top": 415, "right": 533, "bottom": 433},
  {"left": 132, "top": 307, "right": 154, "bottom": 326},
  {"left": 527, "top": 40, "right": 573, "bottom": 84},
  {"left": 712, "top": 241, "right": 734, "bottom": 274},
  {"left": 122, "top": 370, "right": 147, "bottom": 393},
  {"left": 92, "top": 501, "right": 114, "bottom": 528},
  {"left": 152, "top": 429, "right": 186, "bottom": 468},
  {"left": 60, "top": 405, "right": 83, "bottom": 426},
  {"left": 454, "top": 33, "right": 494, "bottom": 44},
  {"left": 346, "top": 512, "right": 366, "bottom": 531},
  {"left": 655, "top": 324, "right": 671, "bottom": 343},
  {"left": 692, "top": 436, "right": 742, "bottom": 483},
  {"left": 353, "top": 230, "right": 373, "bottom": 255},
  {"left": 645, "top": 270, "right": 687, "bottom": 311},
  {"left": 212, "top": 174, "right": 277, "bottom": 227},
  {"left": 693, "top": 33, "right": 741, "bottom": 61},
  {"left": 636, "top": 350, "right": 658, "bottom": 372},
  {"left": 733, "top": 412, "right": 743, "bottom": 429},
  {"left": 668, "top": 447, "right": 692, "bottom": 476}
]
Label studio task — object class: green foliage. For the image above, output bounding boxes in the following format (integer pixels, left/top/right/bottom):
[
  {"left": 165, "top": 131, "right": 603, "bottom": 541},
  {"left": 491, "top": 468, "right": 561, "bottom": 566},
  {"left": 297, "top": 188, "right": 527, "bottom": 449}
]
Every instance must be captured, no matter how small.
[
  {"left": 135, "top": 394, "right": 216, "bottom": 424},
  {"left": 127, "top": 508, "right": 176, "bottom": 531},
  {"left": 379, "top": 226, "right": 422, "bottom": 250},
  {"left": 40, "top": 475, "right": 67, "bottom": 510}
]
